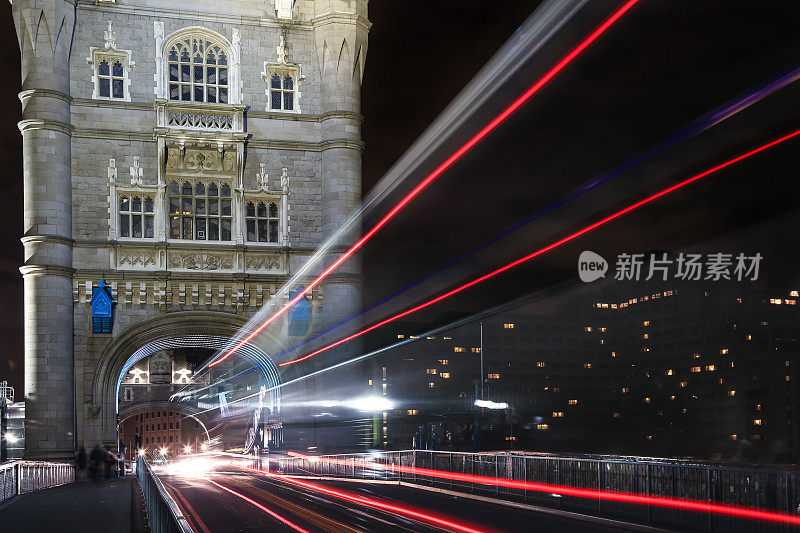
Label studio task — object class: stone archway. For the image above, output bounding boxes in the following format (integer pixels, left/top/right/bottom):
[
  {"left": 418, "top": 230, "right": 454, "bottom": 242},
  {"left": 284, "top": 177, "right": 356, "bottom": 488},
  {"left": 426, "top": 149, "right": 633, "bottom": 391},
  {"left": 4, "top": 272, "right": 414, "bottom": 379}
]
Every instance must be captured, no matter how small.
[
  {"left": 117, "top": 401, "right": 212, "bottom": 446},
  {"left": 84, "top": 311, "right": 282, "bottom": 447}
]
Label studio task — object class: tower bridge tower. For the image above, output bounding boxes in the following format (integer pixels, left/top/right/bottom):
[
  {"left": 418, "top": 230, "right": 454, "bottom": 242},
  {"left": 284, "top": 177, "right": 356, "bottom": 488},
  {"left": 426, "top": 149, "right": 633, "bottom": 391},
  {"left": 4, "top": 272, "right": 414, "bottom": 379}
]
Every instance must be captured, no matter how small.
[{"left": 12, "top": 0, "right": 370, "bottom": 459}]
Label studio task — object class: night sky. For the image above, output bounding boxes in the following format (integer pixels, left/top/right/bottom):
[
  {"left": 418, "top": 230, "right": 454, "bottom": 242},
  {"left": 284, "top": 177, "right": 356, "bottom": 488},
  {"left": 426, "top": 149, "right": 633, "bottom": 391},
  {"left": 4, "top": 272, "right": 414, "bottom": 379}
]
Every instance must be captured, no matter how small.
[{"left": 2, "top": 1, "right": 800, "bottom": 392}]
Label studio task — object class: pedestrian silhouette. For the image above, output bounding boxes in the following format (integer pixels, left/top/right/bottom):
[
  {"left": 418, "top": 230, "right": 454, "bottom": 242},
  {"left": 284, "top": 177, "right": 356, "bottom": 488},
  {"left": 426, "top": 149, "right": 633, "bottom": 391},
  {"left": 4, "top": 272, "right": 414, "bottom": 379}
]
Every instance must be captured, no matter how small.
[
  {"left": 75, "top": 447, "right": 87, "bottom": 481},
  {"left": 89, "top": 443, "right": 103, "bottom": 482}
]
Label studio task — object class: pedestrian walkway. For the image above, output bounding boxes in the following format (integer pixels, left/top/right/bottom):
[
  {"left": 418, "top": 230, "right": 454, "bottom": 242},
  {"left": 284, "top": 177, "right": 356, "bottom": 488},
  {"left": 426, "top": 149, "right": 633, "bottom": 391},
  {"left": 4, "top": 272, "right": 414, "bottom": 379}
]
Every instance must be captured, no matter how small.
[{"left": 0, "top": 476, "right": 148, "bottom": 533}]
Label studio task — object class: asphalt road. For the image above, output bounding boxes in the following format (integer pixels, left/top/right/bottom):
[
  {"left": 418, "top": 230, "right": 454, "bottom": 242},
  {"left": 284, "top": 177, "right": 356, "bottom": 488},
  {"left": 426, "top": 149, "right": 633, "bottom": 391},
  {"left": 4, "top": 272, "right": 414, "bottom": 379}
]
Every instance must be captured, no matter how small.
[{"left": 156, "top": 467, "right": 631, "bottom": 533}]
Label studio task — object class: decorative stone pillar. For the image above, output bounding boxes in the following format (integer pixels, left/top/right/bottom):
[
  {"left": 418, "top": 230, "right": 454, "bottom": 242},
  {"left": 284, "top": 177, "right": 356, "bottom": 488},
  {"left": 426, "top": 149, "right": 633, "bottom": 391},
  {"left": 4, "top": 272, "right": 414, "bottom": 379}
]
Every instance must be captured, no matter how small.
[{"left": 13, "top": 0, "right": 76, "bottom": 460}]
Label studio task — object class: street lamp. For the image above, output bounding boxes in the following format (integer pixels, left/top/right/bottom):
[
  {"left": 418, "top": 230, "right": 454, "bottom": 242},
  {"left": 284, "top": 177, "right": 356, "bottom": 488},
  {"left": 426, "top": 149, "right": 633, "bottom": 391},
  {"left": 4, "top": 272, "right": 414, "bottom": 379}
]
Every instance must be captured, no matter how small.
[
  {"left": 184, "top": 445, "right": 191, "bottom": 455},
  {"left": 160, "top": 447, "right": 168, "bottom": 457},
  {"left": 201, "top": 442, "right": 208, "bottom": 451},
  {"left": 138, "top": 448, "right": 146, "bottom": 457}
]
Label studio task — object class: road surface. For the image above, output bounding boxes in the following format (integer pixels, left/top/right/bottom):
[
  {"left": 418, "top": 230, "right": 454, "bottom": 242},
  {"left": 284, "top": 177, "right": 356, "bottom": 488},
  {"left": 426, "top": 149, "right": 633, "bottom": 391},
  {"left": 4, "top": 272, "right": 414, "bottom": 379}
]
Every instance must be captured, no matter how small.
[{"left": 156, "top": 465, "right": 635, "bottom": 533}]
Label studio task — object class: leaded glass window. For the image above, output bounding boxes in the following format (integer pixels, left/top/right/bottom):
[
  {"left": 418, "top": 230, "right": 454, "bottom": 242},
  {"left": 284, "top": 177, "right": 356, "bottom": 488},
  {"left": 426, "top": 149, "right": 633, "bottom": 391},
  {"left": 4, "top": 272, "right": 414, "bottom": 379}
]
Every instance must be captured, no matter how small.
[
  {"left": 269, "top": 73, "right": 295, "bottom": 111},
  {"left": 98, "top": 58, "right": 125, "bottom": 99},
  {"left": 119, "top": 195, "right": 154, "bottom": 238},
  {"left": 245, "top": 201, "right": 280, "bottom": 243},
  {"left": 168, "top": 37, "right": 229, "bottom": 103},
  {"left": 168, "top": 181, "right": 232, "bottom": 241}
]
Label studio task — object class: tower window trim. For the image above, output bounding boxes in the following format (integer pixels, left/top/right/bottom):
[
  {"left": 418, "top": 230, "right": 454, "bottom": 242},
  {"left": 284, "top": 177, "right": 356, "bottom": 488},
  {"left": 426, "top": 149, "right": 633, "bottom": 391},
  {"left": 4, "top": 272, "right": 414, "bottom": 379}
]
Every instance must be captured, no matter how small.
[
  {"left": 88, "top": 49, "right": 134, "bottom": 102},
  {"left": 168, "top": 180, "right": 233, "bottom": 242}
]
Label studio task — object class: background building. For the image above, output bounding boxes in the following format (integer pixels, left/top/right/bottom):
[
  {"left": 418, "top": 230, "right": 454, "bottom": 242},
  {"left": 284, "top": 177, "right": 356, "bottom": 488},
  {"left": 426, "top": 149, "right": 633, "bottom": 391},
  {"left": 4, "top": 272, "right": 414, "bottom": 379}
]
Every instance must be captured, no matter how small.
[{"left": 376, "top": 280, "right": 800, "bottom": 462}]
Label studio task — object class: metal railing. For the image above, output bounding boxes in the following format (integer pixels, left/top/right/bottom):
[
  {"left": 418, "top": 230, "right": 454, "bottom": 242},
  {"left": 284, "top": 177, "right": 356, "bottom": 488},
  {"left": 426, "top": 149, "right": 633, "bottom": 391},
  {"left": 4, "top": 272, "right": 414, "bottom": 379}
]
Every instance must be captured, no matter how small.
[
  {"left": 136, "top": 457, "right": 193, "bottom": 533},
  {"left": 278, "top": 450, "right": 800, "bottom": 532},
  {"left": 0, "top": 461, "right": 74, "bottom": 504}
]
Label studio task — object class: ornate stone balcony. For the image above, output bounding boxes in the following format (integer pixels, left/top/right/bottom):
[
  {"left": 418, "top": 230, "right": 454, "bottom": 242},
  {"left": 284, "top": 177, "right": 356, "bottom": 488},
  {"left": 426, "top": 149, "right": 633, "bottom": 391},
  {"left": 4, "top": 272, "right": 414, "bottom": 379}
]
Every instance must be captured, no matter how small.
[{"left": 155, "top": 99, "right": 245, "bottom": 134}]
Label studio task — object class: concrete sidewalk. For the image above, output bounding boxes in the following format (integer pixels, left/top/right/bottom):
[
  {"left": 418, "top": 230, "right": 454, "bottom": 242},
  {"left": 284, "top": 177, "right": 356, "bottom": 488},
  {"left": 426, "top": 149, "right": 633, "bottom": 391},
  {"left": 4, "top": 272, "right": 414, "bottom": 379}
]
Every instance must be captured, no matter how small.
[{"left": 0, "top": 476, "right": 148, "bottom": 533}]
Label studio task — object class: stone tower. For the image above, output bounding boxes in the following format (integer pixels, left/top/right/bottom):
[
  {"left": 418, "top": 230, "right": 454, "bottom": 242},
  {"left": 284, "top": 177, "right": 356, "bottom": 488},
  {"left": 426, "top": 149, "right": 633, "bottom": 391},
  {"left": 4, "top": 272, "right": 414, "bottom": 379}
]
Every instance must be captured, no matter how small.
[
  {"left": 13, "top": 0, "right": 76, "bottom": 461},
  {"left": 12, "top": 0, "right": 370, "bottom": 459}
]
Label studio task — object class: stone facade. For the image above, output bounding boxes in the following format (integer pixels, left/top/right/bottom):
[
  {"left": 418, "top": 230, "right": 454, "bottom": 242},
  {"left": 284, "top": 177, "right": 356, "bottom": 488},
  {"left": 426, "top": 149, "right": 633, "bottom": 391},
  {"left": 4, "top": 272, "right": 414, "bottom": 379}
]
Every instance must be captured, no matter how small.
[{"left": 12, "top": 0, "right": 369, "bottom": 460}]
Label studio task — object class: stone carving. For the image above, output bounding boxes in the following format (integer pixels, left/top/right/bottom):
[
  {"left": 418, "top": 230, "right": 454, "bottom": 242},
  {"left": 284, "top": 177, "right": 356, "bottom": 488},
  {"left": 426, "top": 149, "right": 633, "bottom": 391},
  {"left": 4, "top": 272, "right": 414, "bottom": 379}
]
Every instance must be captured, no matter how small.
[
  {"left": 149, "top": 352, "right": 172, "bottom": 383},
  {"left": 168, "top": 253, "right": 235, "bottom": 271},
  {"left": 281, "top": 167, "right": 289, "bottom": 193},
  {"left": 108, "top": 159, "right": 117, "bottom": 184},
  {"left": 166, "top": 147, "right": 180, "bottom": 170},
  {"left": 118, "top": 249, "right": 157, "bottom": 268},
  {"left": 130, "top": 156, "right": 144, "bottom": 186},
  {"left": 104, "top": 21, "right": 117, "bottom": 51},
  {"left": 223, "top": 150, "right": 236, "bottom": 172},
  {"left": 184, "top": 150, "right": 216, "bottom": 171},
  {"left": 246, "top": 254, "right": 282, "bottom": 272},
  {"left": 257, "top": 163, "right": 269, "bottom": 191}
]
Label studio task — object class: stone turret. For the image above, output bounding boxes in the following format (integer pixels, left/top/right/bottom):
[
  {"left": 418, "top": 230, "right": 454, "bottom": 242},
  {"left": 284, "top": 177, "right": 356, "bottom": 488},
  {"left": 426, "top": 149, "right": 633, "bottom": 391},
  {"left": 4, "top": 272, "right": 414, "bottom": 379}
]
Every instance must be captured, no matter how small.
[
  {"left": 313, "top": 0, "right": 369, "bottom": 342},
  {"left": 13, "top": 0, "right": 76, "bottom": 460}
]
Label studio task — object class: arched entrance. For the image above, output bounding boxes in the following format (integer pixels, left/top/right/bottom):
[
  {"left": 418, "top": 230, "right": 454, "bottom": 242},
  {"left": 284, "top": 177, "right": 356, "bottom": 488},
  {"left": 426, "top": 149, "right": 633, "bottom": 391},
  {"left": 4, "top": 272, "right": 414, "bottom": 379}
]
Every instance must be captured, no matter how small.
[{"left": 85, "top": 311, "right": 282, "bottom": 450}]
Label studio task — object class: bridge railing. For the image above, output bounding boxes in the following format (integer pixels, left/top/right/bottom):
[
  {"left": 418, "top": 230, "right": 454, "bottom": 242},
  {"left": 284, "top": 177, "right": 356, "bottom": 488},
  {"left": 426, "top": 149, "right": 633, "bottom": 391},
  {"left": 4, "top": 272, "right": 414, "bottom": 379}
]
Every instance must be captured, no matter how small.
[
  {"left": 278, "top": 450, "right": 800, "bottom": 532},
  {"left": 136, "top": 457, "right": 192, "bottom": 533},
  {"left": 0, "top": 461, "right": 74, "bottom": 504}
]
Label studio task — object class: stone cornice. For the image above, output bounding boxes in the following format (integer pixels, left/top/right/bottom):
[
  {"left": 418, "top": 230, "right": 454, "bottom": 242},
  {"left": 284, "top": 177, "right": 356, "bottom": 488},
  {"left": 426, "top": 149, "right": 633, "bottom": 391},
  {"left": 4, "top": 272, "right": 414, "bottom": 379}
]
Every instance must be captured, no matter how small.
[
  {"left": 20, "top": 264, "right": 76, "bottom": 279},
  {"left": 311, "top": 12, "right": 372, "bottom": 32},
  {"left": 18, "top": 119, "right": 75, "bottom": 136},
  {"left": 76, "top": 1, "right": 315, "bottom": 30},
  {"left": 21, "top": 235, "right": 76, "bottom": 247},
  {"left": 71, "top": 99, "right": 363, "bottom": 125},
  {"left": 19, "top": 89, "right": 73, "bottom": 105}
]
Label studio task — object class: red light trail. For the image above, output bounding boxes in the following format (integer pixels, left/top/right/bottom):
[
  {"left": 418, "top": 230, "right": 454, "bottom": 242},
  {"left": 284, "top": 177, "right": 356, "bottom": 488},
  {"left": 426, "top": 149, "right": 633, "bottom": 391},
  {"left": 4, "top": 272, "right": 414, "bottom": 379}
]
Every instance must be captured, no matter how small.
[
  {"left": 280, "top": 453, "right": 800, "bottom": 526},
  {"left": 236, "top": 465, "right": 492, "bottom": 533},
  {"left": 208, "top": 0, "right": 642, "bottom": 368},
  {"left": 280, "top": 127, "right": 800, "bottom": 366},
  {"left": 207, "top": 478, "right": 312, "bottom": 533}
]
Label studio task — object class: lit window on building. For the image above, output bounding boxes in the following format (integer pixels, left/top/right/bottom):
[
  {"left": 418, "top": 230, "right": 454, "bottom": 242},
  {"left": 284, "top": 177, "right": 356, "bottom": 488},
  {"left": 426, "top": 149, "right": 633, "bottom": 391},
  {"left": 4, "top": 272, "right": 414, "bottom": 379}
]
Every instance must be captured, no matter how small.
[
  {"left": 610, "top": 351, "right": 616, "bottom": 358},
  {"left": 679, "top": 381, "right": 688, "bottom": 387},
  {"left": 552, "top": 412, "right": 564, "bottom": 418},
  {"left": 438, "top": 359, "right": 449, "bottom": 365},
  {"left": 665, "top": 369, "right": 674, "bottom": 376},
  {"left": 428, "top": 382, "right": 435, "bottom": 388},
  {"left": 537, "top": 361, "right": 546, "bottom": 368},
  {"left": 443, "top": 336, "right": 452, "bottom": 340},
  {"left": 407, "top": 410, "right": 419, "bottom": 416},
  {"left": 644, "top": 397, "right": 651, "bottom": 403},
  {"left": 397, "top": 334, "right": 405, "bottom": 339},
  {"left": 705, "top": 364, "right": 716, "bottom": 371},
  {"left": 537, "top": 424, "right": 549, "bottom": 430},
  {"left": 454, "top": 347, "right": 465, "bottom": 353},
  {"left": 692, "top": 353, "right": 701, "bottom": 359},
  {"left": 728, "top": 390, "right": 736, "bottom": 397},
  {"left": 598, "top": 327, "right": 607, "bottom": 332},
  {"left": 584, "top": 326, "right": 592, "bottom": 332},
  {"left": 787, "top": 299, "right": 797, "bottom": 305},
  {"left": 669, "top": 395, "right": 676, "bottom": 400},
  {"left": 568, "top": 399, "right": 578, "bottom": 405},
  {"left": 646, "top": 435, "right": 654, "bottom": 440},
  {"left": 770, "top": 298, "right": 782, "bottom": 305},
  {"left": 720, "top": 348, "right": 729, "bottom": 355},
  {"left": 440, "top": 373, "right": 451, "bottom": 379},
  {"left": 642, "top": 333, "right": 649, "bottom": 339},
  {"left": 642, "top": 320, "right": 650, "bottom": 326},
  {"left": 753, "top": 419, "right": 762, "bottom": 426},
  {"left": 717, "top": 378, "right": 724, "bottom": 384},
  {"left": 746, "top": 334, "right": 752, "bottom": 341},
  {"left": 488, "top": 373, "right": 500, "bottom": 379},
  {"left": 730, "top": 434, "right": 738, "bottom": 440},
  {"left": 612, "top": 412, "right": 620, "bottom": 418},
  {"left": 691, "top": 366, "right": 701, "bottom": 373},
  {"left": 470, "top": 348, "right": 481, "bottom": 353},
  {"left": 621, "top": 387, "right": 629, "bottom": 394},
  {"left": 426, "top": 368, "right": 437, "bottom": 375},
  {"left": 503, "top": 323, "right": 515, "bottom": 329},
  {"left": 730, "top": 362, "right": 735, "bottom": 368},
  {"left": 583, "top": 363, "right": 592, "bottom": 369}
]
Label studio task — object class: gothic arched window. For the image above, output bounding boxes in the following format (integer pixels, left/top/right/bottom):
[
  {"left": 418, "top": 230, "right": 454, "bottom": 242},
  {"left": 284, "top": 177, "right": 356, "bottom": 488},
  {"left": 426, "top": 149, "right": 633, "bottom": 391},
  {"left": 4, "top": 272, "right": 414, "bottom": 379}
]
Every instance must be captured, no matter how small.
[
  {"left": 168, "top": 180, "right": 232, "bottom": 241},
  {"left": 168, "top": 35, "right": 229, "bottom": 103},
  {"left": 269, "top": 73, "right": 295, "bottom": 111},
  {"left": 246, "top": 200, "right": 280, "bottom": 243}
]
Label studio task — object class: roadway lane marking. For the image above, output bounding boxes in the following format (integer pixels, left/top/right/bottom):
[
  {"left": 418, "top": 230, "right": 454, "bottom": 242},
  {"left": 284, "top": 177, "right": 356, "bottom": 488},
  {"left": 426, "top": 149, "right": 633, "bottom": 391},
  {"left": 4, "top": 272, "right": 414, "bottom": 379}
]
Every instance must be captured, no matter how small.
[
  {"left": 207, "top": 478, "right": 312, "bottom": 533},
  {"left": 237, "top": 466, "right": 494, "bottom": 533},
  {"left": 161, "top": 480, "right": 213, "bottom": 533},
  {"left": 224, "top": 476, "right": 365, "bottom": 533}
]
